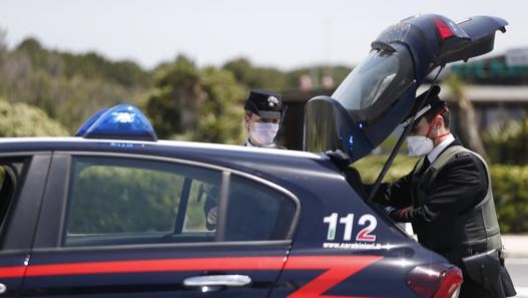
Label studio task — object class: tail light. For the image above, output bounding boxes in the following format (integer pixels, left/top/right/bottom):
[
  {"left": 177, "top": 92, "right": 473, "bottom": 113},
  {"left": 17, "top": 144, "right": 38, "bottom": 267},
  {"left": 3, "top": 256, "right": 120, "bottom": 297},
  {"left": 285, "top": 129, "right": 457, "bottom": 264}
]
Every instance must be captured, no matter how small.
[
  {"left": 406, "top": 263, "right": 463, "bottom": 298},
  {"left": 433, "top": 17, "right": 455, "bottom": 40}
]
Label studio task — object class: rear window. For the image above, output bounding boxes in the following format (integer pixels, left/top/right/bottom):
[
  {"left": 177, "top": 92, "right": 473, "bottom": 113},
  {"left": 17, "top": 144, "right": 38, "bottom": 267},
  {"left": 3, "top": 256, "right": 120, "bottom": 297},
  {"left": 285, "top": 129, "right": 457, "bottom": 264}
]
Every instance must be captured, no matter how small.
[{"left": 332, "top": 49, "right": 399, "bottom": 111}]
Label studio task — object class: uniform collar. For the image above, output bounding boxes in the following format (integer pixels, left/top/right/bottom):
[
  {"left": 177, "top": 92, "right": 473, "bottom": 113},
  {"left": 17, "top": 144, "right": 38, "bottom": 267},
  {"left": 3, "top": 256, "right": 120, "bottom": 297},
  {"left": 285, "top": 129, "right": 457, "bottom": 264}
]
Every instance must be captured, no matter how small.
[
  {"left": 245, "top": 139, "right": 258, "bottom": 147},
  {"left": 427, "top": 134, "right": 455, "bottom": 163},
  {"left": 245, "top": 139, "right": 277, "bottom": 148}
]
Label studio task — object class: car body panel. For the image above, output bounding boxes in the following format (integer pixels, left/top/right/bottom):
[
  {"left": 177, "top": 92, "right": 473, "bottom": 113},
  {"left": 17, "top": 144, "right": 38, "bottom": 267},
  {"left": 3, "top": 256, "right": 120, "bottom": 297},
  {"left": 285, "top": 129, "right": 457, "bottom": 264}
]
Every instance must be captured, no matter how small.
[
  {"left": 0, "top": 138, "right": 443, "bottom": 297},
  {"left": 0, "top": 154, "right": 51, "bottom": 297},
  {"left": 23, "top": 246, "right": 290, "bottom": 297}
]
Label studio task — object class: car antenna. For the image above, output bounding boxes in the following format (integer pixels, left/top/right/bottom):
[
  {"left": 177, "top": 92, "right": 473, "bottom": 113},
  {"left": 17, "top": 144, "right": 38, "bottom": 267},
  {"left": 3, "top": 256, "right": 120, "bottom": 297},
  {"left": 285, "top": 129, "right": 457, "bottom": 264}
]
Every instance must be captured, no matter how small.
[{"left": 367, "top": 65, "right": 445, "bottom": 202}]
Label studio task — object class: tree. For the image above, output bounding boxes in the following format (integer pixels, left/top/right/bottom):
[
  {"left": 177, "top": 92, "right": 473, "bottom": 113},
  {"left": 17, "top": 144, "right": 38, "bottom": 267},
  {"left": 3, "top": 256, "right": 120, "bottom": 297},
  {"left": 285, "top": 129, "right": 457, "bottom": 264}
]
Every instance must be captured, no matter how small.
[
  {"left": 223, "top": 57, "right": 353, "bottom": 92},
  {"left": 146, "top": 56, "right": 245, "bottom": 144},
  {"left": 223, "top": 57, "right": 286, "bottom": 91},
  {"left": 444, "top": 74, "right": 488, "bottom": 159},
  {"left": 0, "top": 38, "right": 151, "bottom": 132},
  {"left": 146, "top": 56, "right": 203, "bottom": 138},
  {"left": 191, "top": 67, "right": 245, "bottom": 144},
  {"left": 0, "top": 98, "right": 68, "bottom": 137},
  {"left": 483, "top": 118, "right": 528, "bottom": 164},
  {"left": 0, "top": 27, "right": 7, "bottom": 65}
]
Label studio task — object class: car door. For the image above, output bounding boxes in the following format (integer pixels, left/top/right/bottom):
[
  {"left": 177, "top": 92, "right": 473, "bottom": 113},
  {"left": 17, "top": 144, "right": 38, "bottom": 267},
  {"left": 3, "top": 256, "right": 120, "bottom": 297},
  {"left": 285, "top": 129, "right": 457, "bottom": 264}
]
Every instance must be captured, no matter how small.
[
  {"left": 0, "top": 154, "right": 51, "bottom": 297},
  {"left": 22, "top": 152, "right": 299, "bottom": 297}
]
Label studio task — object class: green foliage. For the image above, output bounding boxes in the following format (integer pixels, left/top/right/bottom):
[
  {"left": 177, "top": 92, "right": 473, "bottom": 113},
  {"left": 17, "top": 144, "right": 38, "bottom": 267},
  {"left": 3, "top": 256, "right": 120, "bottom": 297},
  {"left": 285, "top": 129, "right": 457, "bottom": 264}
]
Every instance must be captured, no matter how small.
[
  {"left": 483, "top": 118, "right": 528, "bottom": 165},
  {"left": 146, "top": 56, "right": 201, "bottom": 138},
  {"left": 0, "top": 99, "right": 68, "bottom": 136},
  {"left": 223, "top": 57, "right": 287, "bottom": 91},
  {"left": 0, "top": 31, "right": 356, "bottom": 140},
  {"left": 490, "top": 165, "right": 528, "bottom": 233},
  {"left": 223, "top": 57, "right": 352, "bottom": 92},
  {"left": 67, "top": 164, "right": 210, "bottom": 234},
  {"left": 16, "top": 39, "right": 152, "bottom": 88},
  {"left": 352, "top": 154, "right": 418, "bottom": 184},
  {"left": 0, "top": 28, "right": 7, "bottom": 52},
  {"left": 444, "top": 73, "right": 465, "bottom": 96},
  {"left": 191, "top": 67, "right": 245, "bottom": 144},
  {"left": 1, "top": 31, "right": 356, "bottom": 140},
  {"left": 69, "top": 166, "right": 183, "bottom": 233},
  {"left": 0, "top": 37, "right": 152, "bottom": 133},
  {"left": 146, "top": 56, "right": 245, "bottom": 144}
]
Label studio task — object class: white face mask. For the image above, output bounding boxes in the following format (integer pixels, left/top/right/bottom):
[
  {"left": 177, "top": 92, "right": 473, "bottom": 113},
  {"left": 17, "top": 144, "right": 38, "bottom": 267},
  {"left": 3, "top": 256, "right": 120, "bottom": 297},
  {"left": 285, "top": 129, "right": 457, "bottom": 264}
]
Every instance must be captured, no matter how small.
[
  {"left": 250, "top": 122, "right": 279, "bottom": 146},
  {"left": 406, "top": 135, "right": 434, "bottom": 157}
]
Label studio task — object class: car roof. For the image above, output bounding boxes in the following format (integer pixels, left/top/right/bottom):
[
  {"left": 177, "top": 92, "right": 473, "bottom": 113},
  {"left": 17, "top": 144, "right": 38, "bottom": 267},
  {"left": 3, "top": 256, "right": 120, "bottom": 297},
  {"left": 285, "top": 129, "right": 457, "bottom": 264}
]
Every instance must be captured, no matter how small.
[
  {"left": 0, "top": 137, "right": 320, "bottom": 157},
  {"left": 0, "top": 137, "right": 344, "bottom": 195}
]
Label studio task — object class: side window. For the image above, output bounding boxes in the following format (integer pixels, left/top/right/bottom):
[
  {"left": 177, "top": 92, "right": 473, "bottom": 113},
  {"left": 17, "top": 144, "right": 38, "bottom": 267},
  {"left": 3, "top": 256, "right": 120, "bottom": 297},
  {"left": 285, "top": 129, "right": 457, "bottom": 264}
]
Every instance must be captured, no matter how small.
[
  {"left": 63, "top": 156, "right": 222, "bottom": 247},
  {"left": 224, "top": 175, "right": 296, "bottom": 241},
  {"left": 0, "top": 159, "right": 26, "bottom": 240}
]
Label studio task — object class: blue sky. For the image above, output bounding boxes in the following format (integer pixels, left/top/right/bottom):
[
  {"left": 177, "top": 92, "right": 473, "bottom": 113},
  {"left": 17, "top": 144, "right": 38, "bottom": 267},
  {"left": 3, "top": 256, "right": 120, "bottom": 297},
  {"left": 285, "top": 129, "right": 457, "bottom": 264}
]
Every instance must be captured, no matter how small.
[{"left": 0, "top": 0, "right": 525, "bottom": 70}]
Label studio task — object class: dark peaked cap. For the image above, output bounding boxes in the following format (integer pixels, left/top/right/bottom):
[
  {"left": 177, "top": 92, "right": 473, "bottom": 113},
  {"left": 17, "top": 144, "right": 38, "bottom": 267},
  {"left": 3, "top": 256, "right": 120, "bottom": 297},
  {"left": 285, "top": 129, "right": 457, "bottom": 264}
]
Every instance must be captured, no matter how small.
[
  {"left": 402, "top": 85, "right": 446, "bottom": 127},
  {"left": 244, "top": 89, "right": 283, "bottom": 120}
]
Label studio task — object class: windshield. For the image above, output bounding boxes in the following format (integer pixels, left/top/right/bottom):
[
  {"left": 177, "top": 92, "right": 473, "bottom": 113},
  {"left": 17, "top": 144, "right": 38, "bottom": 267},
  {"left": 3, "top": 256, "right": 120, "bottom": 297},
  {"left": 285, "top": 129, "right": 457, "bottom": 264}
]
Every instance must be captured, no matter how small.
[{"left": 332, "top": 49, "right": 399, "bottom": 111}]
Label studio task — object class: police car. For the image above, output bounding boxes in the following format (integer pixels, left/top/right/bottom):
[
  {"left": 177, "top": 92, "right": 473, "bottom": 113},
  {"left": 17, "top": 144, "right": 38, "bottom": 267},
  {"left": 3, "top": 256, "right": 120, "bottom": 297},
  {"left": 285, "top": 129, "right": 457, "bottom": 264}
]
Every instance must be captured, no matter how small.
[{"left": 0, "top": 13, "right": 506, "bottom": 297}]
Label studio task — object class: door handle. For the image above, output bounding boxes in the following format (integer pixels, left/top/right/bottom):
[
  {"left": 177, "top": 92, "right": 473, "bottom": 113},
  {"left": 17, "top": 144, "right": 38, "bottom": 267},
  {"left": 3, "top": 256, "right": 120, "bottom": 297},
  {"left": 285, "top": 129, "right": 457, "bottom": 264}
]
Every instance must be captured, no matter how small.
[{"left": 183, "top": 275, "right": 251, "bottom": 287}]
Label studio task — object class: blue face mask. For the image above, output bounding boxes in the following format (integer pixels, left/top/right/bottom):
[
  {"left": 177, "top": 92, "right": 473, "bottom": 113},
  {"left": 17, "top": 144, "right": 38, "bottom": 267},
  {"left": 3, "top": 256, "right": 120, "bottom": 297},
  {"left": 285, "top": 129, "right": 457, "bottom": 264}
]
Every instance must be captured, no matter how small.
[{"left": 250, "top": 122, "right": 279, "bottom": 146}]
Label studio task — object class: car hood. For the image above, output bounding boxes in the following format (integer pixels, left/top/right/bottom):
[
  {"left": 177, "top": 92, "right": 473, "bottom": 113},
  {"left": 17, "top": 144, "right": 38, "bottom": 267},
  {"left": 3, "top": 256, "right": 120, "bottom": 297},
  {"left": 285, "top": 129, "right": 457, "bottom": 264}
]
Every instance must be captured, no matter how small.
[{"left": 303, "top": 14, "right": 507, "bottom": 163}]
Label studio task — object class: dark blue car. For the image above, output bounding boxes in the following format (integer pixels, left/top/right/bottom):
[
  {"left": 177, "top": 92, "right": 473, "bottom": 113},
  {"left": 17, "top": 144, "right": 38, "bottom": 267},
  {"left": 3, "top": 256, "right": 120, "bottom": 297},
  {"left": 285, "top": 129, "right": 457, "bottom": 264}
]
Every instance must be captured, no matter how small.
[{"left": 0, "top": 13, "right": 507, "bottom": 297}]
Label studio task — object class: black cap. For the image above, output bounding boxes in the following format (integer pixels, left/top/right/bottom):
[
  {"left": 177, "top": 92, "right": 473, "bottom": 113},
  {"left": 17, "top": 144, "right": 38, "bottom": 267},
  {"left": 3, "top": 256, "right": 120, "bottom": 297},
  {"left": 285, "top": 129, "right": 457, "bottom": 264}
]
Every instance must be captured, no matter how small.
[
  {"left": 244, "top": 89, "right": 283, "bottom": 120},
  {"left": 402, "top": 85, "right": 446, "bottom": 127}
]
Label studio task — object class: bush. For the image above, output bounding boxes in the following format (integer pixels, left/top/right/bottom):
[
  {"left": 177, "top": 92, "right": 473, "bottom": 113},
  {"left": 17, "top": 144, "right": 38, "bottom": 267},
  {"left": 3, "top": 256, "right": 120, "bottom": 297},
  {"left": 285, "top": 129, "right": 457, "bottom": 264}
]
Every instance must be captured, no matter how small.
[
  {"left": 483, "top": 118, "right": 528, "bottom": 165},
  {"left": 0, "top": 99, "right": 68, "bottom": 136},
  {"left": 352, "top": 154, "right": 418, "bottom": 184},
  {"left": 490, "top": 165, "right": 528, "bottom": 233}
]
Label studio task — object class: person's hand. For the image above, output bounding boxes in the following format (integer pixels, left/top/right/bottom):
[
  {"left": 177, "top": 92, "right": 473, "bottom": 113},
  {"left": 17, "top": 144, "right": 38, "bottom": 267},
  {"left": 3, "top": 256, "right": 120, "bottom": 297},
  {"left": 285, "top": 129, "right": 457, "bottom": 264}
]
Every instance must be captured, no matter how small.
[
  {"left": 206, "top": 206, "right": 218, "bottom": 227},
  {"left": 374, "top": 203, "right": 397, "bottom": 218},
  {"left": 383, "top": 205, "right": 397, "bottom": 217}
]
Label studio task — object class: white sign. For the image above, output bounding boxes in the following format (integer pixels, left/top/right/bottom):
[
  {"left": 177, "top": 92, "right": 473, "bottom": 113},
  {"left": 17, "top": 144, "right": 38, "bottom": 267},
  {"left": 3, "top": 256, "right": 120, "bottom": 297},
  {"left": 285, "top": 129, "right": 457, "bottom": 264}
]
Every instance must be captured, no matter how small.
[{"left": 505, "top": 48, "right": 528, "bottom": 66}]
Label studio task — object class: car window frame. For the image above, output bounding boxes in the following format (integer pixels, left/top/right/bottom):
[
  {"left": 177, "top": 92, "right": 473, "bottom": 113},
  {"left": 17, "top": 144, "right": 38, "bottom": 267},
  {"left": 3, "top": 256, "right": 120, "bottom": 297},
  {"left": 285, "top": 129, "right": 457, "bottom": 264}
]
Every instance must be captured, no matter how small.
[
  {"left": 33, "top": 151, "right": 301, "bottom": 249},
  {"left": 0, "top": 153, "right": 52, "bottom": 250}
]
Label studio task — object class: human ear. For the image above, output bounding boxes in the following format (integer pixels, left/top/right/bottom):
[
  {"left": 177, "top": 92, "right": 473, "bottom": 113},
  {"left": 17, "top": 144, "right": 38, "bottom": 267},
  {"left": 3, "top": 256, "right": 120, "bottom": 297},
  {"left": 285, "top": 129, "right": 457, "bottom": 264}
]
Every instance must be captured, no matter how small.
[
  {"left": 435, "top": 115, "right": 444, "bottom": 129},
  {"left": 244, "top": 115, "right": 250, "bottom": 130}
]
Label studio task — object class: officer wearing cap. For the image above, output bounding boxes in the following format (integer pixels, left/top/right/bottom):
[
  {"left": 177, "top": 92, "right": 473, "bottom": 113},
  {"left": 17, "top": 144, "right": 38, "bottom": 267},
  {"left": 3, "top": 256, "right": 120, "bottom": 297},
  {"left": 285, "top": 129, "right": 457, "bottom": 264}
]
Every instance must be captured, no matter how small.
[
  {"left": 201, "top": 89, "right": 287, "bottom": 231},
  {"left": 243, "top": 89, "right": 285, "bottom": 148},
  {"left": 373, "top": 85, "right": 515, "bottom": 297}
]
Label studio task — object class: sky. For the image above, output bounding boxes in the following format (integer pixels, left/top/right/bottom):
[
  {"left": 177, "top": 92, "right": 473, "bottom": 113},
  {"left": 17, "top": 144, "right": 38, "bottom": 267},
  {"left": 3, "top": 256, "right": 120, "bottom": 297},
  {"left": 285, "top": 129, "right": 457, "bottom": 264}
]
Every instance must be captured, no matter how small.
[{"left": 0, "top": 0, "right": 526, "bottom": 71}]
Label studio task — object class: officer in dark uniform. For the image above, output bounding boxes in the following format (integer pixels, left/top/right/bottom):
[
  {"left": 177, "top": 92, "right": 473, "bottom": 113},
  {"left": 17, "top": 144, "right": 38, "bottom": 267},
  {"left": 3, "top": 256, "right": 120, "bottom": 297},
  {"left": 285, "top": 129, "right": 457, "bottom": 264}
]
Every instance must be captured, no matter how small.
[
  {"left": 202, "top": 89, "right": 287, "bottom": 230},
  {"left": 374, "top": 86, "right": 515, "bottom": 298},
  {"left": 243, "top": 89, "right": 285, "bottom": 148}
]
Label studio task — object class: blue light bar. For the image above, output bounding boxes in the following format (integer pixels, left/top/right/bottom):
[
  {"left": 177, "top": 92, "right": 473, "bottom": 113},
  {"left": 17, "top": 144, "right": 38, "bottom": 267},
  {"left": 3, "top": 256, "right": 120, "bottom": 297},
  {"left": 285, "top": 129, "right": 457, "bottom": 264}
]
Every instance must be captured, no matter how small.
[
  {"left": 75, "top": 108, "right": 109, "bottom": 138},
  {"left": 75, "top": 104, "right": 158, "bottom": 141}
]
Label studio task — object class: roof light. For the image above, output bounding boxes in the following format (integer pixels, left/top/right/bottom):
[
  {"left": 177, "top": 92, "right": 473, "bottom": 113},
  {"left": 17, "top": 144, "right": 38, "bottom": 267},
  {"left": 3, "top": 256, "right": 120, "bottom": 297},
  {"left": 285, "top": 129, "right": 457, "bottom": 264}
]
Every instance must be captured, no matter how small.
[
  {"left": 433, "top": 17, "right": 455, "bottom": 40},
  {"left": 75, "top": 104, "right": 158, "bottom": 141}
]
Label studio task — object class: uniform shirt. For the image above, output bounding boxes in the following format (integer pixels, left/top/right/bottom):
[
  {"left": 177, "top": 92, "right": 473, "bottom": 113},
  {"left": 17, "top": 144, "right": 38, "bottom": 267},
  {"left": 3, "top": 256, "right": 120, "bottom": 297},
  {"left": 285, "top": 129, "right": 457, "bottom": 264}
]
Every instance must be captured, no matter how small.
[
  {"left": 245, "top": 140, "right": 282, "bottom": 149},
  {"left": 427, "top": 134, "right": 455, "bottom": 164},
  {"left": 245, "top": 140, "right": 259, "bottom": 147}
]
